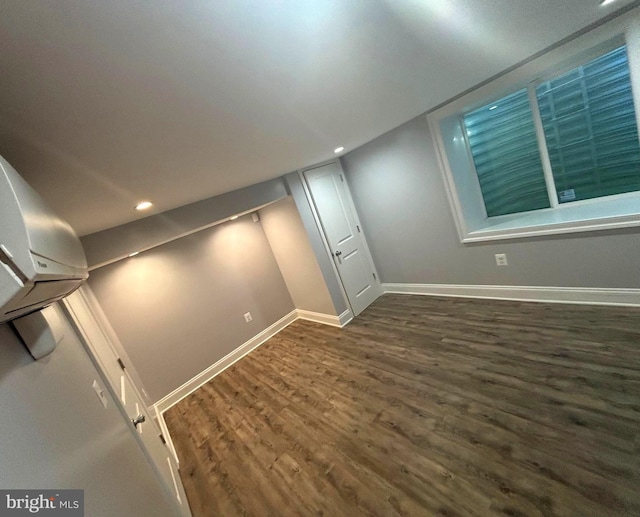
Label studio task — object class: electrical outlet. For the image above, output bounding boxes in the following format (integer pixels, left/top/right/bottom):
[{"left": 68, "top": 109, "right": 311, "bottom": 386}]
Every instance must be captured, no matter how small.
[
  {"left": 495, "top": 253, "right": 508, "bottom": 266},
  {"left": 244, "top": 312, "right": 253, "bottom": 323}
]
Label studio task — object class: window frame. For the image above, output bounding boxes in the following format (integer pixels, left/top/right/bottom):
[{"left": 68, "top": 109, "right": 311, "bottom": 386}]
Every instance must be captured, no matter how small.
[{"left": 427, "top": 12, "right": 640, "bottom": 243}]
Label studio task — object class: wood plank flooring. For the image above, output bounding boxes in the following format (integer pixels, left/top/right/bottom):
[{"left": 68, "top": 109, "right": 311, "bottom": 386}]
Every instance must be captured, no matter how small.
[{"left": 164, "top": 294, "right": 640, "bottom": 516}]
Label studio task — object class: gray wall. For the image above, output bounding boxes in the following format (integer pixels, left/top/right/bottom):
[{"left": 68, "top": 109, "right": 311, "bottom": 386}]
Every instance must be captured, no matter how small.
[
  {"left": 341, "top": 115, "right": 640, "bottom": 288},
  {"left": 0, "top": 304, "right": 180, "bottom": 516},
  {"left": 87, "top": 215, "right": 295, "bottom": 402},
  {"left": 81, "top": 177, "right": 287, "bottom": 268},
  {"left": 259, "top": 196, "right": 336, "bottom": 315}
]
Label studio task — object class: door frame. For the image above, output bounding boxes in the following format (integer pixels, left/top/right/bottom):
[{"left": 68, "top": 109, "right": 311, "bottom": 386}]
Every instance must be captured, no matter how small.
[{"left": 299, "top": 159, "right": 382, "bottom": 317}]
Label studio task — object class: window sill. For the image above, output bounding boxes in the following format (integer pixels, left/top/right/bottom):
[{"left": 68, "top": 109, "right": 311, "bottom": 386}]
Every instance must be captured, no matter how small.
[{"left": 463, "top": 194, "right": 640, "bottom": 243}]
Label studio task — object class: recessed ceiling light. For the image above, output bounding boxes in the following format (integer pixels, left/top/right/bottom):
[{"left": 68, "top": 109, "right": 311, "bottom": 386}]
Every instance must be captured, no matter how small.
[
  {"left": 600, "top": 0, "right": 617, "bottom": 5},
  {"left": 128, "top": 251, "right": 139, "bottom": 257},
  {"left": 135, "top": 201, "right": 153, "bottom": 211},
  {"left": 489, "top": 105, "right": 498, "bottom": 111},
  {"left": 229, "top": 215, "right": 239, "bottom": 220},
  {"left": 334, "top": 146, "right": 345, "bottom": 154}
]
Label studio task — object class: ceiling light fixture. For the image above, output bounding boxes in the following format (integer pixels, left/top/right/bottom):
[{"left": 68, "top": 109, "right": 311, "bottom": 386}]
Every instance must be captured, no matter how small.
[
  {"left": 489, "top": 105, "right": 498, "bottom": 111},
  {"left": 229, "top": 215, "right": 239, "bottom": 220},
  {"left": 128, "top": 251, "right": 139, "bottom": 257},
  {"left": 334, "top": 146, "right": 345, "bottom": 154},
  {"left": 600, "top": 0, "right": 616, "bottom": 5},
  {"left": 135, "top": 201, "right": 153, "bottom": 211}
]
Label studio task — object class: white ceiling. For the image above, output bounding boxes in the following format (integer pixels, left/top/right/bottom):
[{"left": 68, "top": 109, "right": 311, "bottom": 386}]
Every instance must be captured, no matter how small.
[{"left": 1, "top": 0, "right": 637, "bottom": 235}]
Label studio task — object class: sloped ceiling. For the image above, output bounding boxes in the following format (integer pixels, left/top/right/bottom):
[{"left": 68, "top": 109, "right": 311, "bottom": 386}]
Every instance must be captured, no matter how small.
[{"left": 0, "top": 0, "right": 637, "bottom": 235}]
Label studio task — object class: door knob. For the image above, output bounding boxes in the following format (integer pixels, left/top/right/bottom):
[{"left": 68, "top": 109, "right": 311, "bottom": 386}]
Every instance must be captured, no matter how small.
[
  {"left": 131, "top": 414, "right": 146, "bottom": 428},
  {"left": 334, "top": 251, "right": 342, "bottom": 257}
]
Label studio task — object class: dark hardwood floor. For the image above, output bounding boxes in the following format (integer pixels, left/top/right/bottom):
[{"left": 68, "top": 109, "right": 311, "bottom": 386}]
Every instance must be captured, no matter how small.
[{"left": 164, "top": 294, "right": 640, "bottom": 516}]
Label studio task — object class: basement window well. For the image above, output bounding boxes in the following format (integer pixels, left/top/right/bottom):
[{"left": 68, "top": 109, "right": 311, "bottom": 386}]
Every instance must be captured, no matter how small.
[{"left": 428, "top": 13, "right": 640, "bottom": 243}]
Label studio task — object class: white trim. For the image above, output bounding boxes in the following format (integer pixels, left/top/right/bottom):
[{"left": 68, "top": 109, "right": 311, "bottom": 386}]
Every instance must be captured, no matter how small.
[
  {"left": 167, "top": 456, "right": 182, "bottom": 505},
  {"left": 338, "top": 309, "right": 353, "bottom": 326},
  {"left": 296, "top": 309, "right": 343, "bottom": 327},
  {"left": 429, "top": 116, "right": 470, "bottom": 240},
  {"left": 295, "top": 308, "right": 353, "bottom": 327},
  {"left": 461, "top": 206, "right": 640, "bottom": 243},
  {"left": 155, "top": 405, "right": 180, "bottom": 466},
  {"left": 382, "top": 283, "right": 640, "bottom": 307},
  {"left": 528, "top": 84, "right": 559, "bottom": 208},
  {"left": 154, "top": 308, "right": 351, "bottom": 415}
]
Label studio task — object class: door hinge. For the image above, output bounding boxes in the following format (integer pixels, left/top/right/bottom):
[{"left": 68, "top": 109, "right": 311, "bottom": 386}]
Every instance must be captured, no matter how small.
[
  {"left": 340, "top": 174, "right": 344, "bottom": 182},
  {"left": 373, "top": 272, "right": 377, "bottom": 280},
  {"left": 159, "top": 434, "right": 167, "bottom": 445},
  {"left": 356, "top": 225, "right": 360, "bottom": 232},
  {"left": 117, "top": 358, "right": 126, "bottom": 370}
]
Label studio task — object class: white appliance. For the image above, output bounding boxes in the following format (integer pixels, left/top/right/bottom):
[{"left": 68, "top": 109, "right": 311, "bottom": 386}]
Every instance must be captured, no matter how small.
[{"left": 0, "top": 154, "right": 88, "bottom": 323}]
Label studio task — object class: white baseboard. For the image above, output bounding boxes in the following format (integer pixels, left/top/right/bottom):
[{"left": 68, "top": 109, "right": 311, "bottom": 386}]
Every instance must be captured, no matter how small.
[
  {"left": 154, "top": 310, "right": 298, "bottom": 414},
  {"left": 382, "top": 283, "right": 640, "bottom": 307},
  {"left": 338, "top": 309, "right": 353, "bottom": 326},
  {"left": 154, "top": 307, "right": 351, "bottom": 415},
  {"left": 297, "top": 309, "right": 341, "bottom": 326},
  {"left": 296, "top": 308, "right": 353, "bottom": 327}
]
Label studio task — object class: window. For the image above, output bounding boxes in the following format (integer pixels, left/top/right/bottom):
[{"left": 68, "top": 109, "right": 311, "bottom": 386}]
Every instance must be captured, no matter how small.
[
  {"left": 429, "top": 18, "right": 640, "bottom": 243},
  {"left": 537, "top": 46, "right": 640, "bottom": 204},
  {"left": 464, "top": 44, "right": 640, "bottom": 217},
  {"left": 463, "top": 89, "right": 550, "bottom": 217}
]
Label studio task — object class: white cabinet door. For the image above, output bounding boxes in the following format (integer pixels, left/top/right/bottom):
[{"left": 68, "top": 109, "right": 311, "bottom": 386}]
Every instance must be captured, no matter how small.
[
  {"left": 63, "top": 287, "right": 191, "bottom": 517},
  {"left": 0, "top": 305, "right": 181, "bottom": 517},
  {"left": 304, "top": 162, "right": 381, "bottom": 316}
]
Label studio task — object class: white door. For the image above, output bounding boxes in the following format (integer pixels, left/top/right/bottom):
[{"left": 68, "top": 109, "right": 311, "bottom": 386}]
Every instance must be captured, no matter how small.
[
  {"left": 304, "top": 162, "right": 381, "bottom": 316},
  {"left": 0, "top": 305, "right": 184, "bottom": 517},
  {"left": 62, "top": 287, "right": 191, "bottom": 517}
]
